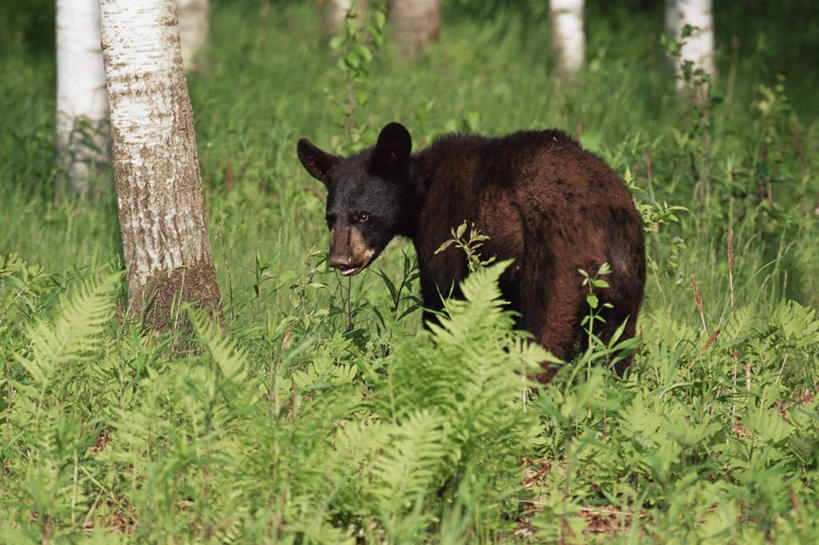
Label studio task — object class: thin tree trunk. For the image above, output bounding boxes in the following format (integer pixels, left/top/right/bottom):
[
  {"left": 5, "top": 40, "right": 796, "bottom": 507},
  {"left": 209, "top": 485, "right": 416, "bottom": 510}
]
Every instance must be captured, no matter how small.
[
  {"left": 664, "top": 0, "right": 681, "bottom": 39},
  {"left": 100, "top": 0, "right": 222, "bottom": 330},
  {"left": 666, "top": 0, "right": 716, "bottom": 98},
  {"left": 178, "top": 0, "right": 210, "bottom": 72},
  {"left": 389, "top": 0, "right": 441, "bottom": 58},
  {"left": 549, "top": 0, "right": 585, "bottom": 76},
  {"left": 316, "top": 0, "right": 368, "bottom": 38},
  {"left": 56, "top": 0, "right": 109, "bottom": 194}
]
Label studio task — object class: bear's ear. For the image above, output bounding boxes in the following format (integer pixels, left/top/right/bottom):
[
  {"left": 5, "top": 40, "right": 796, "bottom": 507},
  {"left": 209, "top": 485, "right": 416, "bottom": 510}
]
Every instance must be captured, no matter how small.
[
  {"left": 297, "top": 138, "right": 340, "bottom": 185},
  {"left": 372, "top": 122, "right": 412, "bottom": 175}
]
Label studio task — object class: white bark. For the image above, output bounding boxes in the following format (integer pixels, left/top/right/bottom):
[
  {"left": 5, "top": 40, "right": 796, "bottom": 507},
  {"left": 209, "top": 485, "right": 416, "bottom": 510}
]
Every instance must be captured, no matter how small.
[
  {"left": 178, "top": 0, "right": 209, "bottom": 72},
  {"left": 100, "top": 0, "right": 220, "bottom": 323},
  {"left": 390, "top": 0, "right": 441, "bottom": 57},
  {"left": 56, "top": 0, "right": 109, "bottom": 193},
  {"left": 549, "top": 0, "right": 585, "bottom": 76},
  {"left": 664, "top": 0, "right": 681, "bottom": 38},
  {"left": 317, "top": 0, "right": 366, "bottom": 37},
  {"left": 666, "top": 0, "right": 716, "bottom": 95}
]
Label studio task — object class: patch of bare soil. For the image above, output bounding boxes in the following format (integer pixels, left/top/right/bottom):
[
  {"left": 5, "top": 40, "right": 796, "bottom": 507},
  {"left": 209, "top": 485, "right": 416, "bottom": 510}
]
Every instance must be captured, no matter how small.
[{"left": 516, "top": 456, "right": 647, "bottom": 540}]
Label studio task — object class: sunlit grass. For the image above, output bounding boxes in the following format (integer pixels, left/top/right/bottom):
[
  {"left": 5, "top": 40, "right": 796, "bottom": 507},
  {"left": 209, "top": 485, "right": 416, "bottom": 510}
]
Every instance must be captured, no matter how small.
[{"left": 0, "top": 1, "right": 817, "bottom": 543}]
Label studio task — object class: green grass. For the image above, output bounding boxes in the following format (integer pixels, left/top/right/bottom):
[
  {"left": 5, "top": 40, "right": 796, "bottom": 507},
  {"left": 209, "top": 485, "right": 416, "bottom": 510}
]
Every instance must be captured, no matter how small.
[{"left": 1, "top": 1, "right": 818, "bottom": 543}]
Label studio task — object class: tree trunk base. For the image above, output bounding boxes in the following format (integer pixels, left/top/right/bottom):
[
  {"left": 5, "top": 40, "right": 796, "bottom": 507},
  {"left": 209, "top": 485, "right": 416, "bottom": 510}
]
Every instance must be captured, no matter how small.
[{"left": 128, "top": 262, "right": 222, "bottom": 348}]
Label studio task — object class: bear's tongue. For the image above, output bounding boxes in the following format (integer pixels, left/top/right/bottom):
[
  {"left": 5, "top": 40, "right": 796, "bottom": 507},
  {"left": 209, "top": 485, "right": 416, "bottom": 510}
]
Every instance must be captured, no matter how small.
[{"left": 338, "top": 265, "right": 360, "bottom": 276}]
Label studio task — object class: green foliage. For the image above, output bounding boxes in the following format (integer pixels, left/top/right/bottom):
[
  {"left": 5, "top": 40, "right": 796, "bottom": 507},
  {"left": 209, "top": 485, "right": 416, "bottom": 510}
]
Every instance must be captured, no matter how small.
[
  {"left": 578, "top": 263, "right": 613, "bottom": 348},
  {"left": 1, "top": 0, "right": 818, "bottom": 542},
  {"left": 1, "top": 259, "right": 545, "bottom": 543},
  {"left": 435, "top": 221, "right": 496, "bottom": 273},
  {"left": 326, "top": 0, "right": 388, "bottom": 152}
]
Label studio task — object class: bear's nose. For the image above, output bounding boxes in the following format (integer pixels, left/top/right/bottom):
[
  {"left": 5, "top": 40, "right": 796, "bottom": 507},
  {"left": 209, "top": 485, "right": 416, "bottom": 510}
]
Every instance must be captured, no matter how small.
[{"left": 328, "top": 227, "right": 352, "bottom": 268}]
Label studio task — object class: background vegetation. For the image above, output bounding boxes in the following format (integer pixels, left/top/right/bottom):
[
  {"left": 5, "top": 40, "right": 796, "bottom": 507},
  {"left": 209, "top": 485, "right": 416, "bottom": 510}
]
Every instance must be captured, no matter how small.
[{"left": 1, "top": 0, "right": 817, "bottom": 543}]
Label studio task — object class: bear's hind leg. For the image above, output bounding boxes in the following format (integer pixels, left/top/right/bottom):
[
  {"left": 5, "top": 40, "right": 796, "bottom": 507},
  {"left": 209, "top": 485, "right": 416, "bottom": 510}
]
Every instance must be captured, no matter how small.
[{"left": 522, "top": 296, "right": 581, "bottom": 383}]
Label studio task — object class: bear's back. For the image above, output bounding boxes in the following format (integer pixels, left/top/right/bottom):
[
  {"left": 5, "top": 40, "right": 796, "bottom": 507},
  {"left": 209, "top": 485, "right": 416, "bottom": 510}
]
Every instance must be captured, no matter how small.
[{"left": 417, "top": 129, "right": 634, "bottom": 225}]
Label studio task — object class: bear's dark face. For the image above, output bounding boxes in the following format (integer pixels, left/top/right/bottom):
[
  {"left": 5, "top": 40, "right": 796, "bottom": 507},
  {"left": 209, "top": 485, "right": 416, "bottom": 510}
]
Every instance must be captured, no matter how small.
[{"left": 297, "top": 122, "right": 413, "bottom": 276}]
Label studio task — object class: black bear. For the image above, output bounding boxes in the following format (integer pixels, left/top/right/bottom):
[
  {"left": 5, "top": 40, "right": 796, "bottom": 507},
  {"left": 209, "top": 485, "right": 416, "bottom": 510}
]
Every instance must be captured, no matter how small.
[{"left": 297, "top": 122, "right": 645, "bottom": 380}]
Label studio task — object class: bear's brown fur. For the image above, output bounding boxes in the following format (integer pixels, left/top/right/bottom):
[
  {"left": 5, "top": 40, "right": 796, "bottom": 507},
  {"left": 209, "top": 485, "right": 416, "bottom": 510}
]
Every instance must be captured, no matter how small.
[{"left": 297, "top": 122, "right": 646, "bottom": 380}]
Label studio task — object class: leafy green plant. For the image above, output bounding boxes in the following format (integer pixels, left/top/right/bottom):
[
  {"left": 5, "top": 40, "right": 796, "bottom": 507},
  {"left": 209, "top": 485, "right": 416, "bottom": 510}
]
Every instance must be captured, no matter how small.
[
  {"left": 337, "top": 261, "right": 546, "bottom": 540},
  {"left": 326, "top": 0, "right": 387, "bottom": 152},
  {"left": 578, "top": 263, "right": 613, "bottom": 352},
  {"left": 1, "top": 1, "right": 818, "bottom": 542},
  {"left": 435, "top": 220, "right": 496, "bottom": 273},
  {"left": 373, "top": 249, "right": 423, "bottom": 328}
]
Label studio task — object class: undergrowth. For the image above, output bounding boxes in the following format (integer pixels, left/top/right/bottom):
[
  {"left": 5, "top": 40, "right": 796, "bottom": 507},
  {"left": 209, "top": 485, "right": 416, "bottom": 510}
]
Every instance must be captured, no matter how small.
[{"left": 1, "top": 0, "right": 818, "bottom": 543}]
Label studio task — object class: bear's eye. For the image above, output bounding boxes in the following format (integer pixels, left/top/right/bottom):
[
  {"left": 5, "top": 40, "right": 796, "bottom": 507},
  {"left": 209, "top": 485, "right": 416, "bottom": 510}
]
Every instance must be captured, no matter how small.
[{"left": 354, "top": 212, "right": 370, "bottom": 223}]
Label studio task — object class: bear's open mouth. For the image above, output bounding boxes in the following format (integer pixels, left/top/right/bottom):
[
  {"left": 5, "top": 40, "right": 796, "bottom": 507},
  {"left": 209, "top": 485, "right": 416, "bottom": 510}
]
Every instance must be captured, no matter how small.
[
  {"left": 337, "top": 264, "right": 362, "bottom": 276},
  {"left": 331, "top": 245, "right": 377, "bottom": 277},
  {"left": 335, "top": 251, "right": 376, "bottom": 276}
]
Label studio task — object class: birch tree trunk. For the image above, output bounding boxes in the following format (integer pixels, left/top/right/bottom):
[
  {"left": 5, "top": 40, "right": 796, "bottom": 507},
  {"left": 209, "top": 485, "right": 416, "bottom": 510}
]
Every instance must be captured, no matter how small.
[
  {"left": 666, "top": 0, "right": 716, "bottom": 97},
  {"left": 56, "top": 0, "right": 109, "bottom": 194},
  {"left": 178, "top": 0, "right": 209, "bottom": 72},
  {"left": 389, "top": 0, "right": 441, "bottom": 58},
  {"left": 317, "top": 0, "right": 369, "bottom": 38},
  {"left": 664, "top": 0, "right": 681, "bottom": 40},
  {"left": 549, "top": 0, "right": 585, "bottom": 76},
  {"left": 100, "top": 0, "right": 222, "bottom": 329}
]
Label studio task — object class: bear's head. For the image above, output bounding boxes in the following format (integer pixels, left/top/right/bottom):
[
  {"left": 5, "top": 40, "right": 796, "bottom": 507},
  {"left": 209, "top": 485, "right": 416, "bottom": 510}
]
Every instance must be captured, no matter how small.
[{"left": 297, "top": 122, "right": 413, "bottom": 276}]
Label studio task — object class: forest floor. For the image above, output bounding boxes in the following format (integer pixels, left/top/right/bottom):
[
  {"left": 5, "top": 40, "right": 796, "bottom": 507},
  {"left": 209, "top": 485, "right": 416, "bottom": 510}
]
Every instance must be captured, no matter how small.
[{"left": 1, "top": 1, "right": 817, "bottom": 543}]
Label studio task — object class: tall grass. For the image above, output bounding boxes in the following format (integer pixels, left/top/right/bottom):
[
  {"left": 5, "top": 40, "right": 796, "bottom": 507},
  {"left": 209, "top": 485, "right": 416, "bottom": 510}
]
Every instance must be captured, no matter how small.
[{"left": 1, "top": 1, "right": 817, "bottom": 543}]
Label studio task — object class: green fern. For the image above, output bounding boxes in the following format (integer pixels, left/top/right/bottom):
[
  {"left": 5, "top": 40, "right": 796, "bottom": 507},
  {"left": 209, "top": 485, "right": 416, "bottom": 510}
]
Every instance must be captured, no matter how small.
[
  {"left": 329, "top": 261, "right": 546, "bottom": 539},
  {"left": 189, "top": 308, "right": 262, "bottom": 408},
  {"left": 13, "top": 272, "right": 119, "bottom": 425},
  {"left": 369, "top": 411, "right": 450, "bottom": 536},
  {"left": 2, "top": 272, "right": 120, "bottom": 542}
]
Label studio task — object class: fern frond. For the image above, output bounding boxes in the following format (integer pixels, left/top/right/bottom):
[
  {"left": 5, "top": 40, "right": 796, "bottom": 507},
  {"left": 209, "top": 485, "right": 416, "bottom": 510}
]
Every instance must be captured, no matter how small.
[
  {"left": 427, "top": 260, "right": 516, "bottom": 347},
  {"left": 16, "top": 272, "right": 120, "bottom": 390},
  {"left": 190, "top": 310, "right": 251, "bottom": 386},
  {"left": 351, "top": 260, "right": 542, "bottom": 539},
  {"left": 370, "top": 410, "right": 450, "bottom": 520}
]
